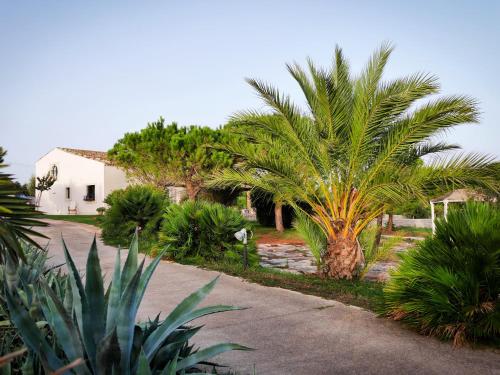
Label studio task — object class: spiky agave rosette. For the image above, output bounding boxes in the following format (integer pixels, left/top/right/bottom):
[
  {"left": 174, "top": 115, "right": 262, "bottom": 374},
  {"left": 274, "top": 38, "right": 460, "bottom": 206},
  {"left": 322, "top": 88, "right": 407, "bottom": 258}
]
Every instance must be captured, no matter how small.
[{"left": 4, "top": 232, "right": 251, "bottom": 374}]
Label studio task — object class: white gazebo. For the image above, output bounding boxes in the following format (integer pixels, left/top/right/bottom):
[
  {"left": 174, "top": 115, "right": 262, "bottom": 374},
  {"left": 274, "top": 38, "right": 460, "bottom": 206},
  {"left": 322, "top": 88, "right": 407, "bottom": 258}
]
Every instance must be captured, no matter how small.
[{"left": 429, "top": 189, "right": 483, "bottom": 234}]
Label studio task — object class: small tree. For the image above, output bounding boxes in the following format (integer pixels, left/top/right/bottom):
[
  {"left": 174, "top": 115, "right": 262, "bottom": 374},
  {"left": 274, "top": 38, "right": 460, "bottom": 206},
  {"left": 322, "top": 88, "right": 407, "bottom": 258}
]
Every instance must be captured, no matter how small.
[
  {"left": 27, "top": 175, "right": 36, "bottom": 196},
  {"left": 35, "top": 171, "right": 56, "bottom": 207},
  {"left": 108, "top": 118, "right": 233, "bottom": 200}
]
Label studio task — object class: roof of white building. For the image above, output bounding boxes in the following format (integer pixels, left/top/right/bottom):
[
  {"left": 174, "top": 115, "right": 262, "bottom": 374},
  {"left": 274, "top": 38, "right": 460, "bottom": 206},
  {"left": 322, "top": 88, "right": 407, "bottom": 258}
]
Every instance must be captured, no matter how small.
[
  {"left": 430, "top": 189, "right": 485, "bottom": 203},
  {"left": 57, "top": 147, "right": 114, "bottom": 165}
]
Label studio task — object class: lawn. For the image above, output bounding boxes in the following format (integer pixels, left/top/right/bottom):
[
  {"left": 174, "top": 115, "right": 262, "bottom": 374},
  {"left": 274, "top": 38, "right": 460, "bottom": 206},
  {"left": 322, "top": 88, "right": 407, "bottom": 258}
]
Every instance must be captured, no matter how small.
[
  {"left": 252, "top": 224, "right": 305, "bottom": 244},
  {"left": 41, "top": 214, "right": 103, "bottom": 226},
  {"left": 181, "top": 259, "right": 383, "bottom": 311}
]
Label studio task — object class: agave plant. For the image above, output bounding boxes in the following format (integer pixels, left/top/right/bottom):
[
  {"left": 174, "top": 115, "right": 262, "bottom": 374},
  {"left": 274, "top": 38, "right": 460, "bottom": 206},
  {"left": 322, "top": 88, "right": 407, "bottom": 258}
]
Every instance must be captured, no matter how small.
[
  {"left": 4, "top": 234, "right": 250, "bottom": 374},
  {"left": 0, "top": 242, "right": 68, "bottom": 374}
]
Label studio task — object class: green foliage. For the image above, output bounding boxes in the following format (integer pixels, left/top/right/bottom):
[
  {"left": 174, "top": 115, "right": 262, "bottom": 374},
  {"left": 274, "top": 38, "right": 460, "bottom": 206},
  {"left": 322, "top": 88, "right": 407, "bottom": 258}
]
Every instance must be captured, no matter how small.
[
  {"left": 159, "top": 201, "right": 258, "bottom": 265},
  {"left": 381, "top": 203, "right": 500, "bottom": 346},
  {"left": 3, "top": 234, "right": 250, "bottom": 373},
  {"left": 394, "top": 200, "right": 430, "bottom": 218},
  {"left": 101, "top": 185, "right": 168, "bottom": 248},
  {"left": 108, "top": 118, "right": 233, "bottom": 199},
  {"left": 0, "top": 242, "right": 68, "bottom": 374},
  {"left": 211, "top": 44, "right": 497, "bottom": 278},
  {"left": 293, "top": 212, "right": 325, "bottom": 268},
  {"left": 0, "top": 147, "right": 47, "bottom": 262},
  {"left": 96, "top": 206, "right": 106, "bottom": 215},
  {"left": 359, "top": 226, "right": 402, "bottom": 277},
  {"left": 27, "top": 175, "right": 36, "bottom": 197}
]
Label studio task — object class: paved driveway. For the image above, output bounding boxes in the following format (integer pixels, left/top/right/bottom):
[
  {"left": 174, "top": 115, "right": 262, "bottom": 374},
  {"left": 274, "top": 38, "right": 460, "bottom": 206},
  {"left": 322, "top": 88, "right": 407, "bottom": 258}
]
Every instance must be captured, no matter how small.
[{"left": 37, "top": 220, "right": 500, "bottom": 375}]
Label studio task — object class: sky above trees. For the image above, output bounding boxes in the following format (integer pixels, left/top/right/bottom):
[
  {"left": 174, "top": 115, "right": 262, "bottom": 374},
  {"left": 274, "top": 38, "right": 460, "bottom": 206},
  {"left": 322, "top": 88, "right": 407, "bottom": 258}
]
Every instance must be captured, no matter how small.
[{"left": 1, "top": 0, "right": 499, "bottom": 182}]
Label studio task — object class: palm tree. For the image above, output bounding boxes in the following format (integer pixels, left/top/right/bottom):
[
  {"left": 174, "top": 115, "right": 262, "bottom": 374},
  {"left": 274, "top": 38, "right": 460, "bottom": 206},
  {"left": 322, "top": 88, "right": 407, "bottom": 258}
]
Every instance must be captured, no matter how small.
[
  {"left": 211, "top": 44, "right": 497, "bottom": 279},
  {"left": 0, "top": 147, "right": 47, "bottom": 262}
]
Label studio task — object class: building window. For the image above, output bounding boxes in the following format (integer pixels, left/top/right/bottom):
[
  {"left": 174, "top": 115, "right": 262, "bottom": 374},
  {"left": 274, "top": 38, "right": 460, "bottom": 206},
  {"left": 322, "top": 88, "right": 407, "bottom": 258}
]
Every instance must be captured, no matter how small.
[
  {"left": 84, "top": 185, "right": 95, "bottom": 201},
  {"left": 51, "top": 164, "right": 58, "bottom": 179},
  {"left": 66, "top": 187, "right": 70, "bottom": 199}
]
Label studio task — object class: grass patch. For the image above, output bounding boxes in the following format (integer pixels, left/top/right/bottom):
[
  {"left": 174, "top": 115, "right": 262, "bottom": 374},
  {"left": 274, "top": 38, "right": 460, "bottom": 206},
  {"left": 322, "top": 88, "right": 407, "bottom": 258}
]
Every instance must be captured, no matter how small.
[
  {"left": 179, "top": 259, "right": 383, "bottom": 311},
  {"left": 252, "top": 224, "right": 304, "bottom": 244},
  {"left": 41, "top": 214, "right": 103, "bottom": 226},
  {"left": 384, "top": 226, "right": 431, "bottom": 237}
]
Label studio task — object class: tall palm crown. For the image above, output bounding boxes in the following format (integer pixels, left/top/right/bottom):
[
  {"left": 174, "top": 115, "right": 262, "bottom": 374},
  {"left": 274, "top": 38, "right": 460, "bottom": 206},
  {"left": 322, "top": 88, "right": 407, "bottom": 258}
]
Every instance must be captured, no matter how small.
[{"left": 212, "top": 44, "right": 497, "bottom": 279}]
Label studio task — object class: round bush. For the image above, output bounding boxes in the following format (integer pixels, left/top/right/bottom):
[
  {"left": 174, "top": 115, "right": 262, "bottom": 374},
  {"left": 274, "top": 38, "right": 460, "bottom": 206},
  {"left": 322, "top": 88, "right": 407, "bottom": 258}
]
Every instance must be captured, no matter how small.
[
  {"left": 159, "top": 200, "right": 258, "bottom": 264},
  {"left": 381, "top": 203, "right": 500, "bottom": 346},
  {"left": 101, "top": 185, "right": 168, "bottom": 246}
]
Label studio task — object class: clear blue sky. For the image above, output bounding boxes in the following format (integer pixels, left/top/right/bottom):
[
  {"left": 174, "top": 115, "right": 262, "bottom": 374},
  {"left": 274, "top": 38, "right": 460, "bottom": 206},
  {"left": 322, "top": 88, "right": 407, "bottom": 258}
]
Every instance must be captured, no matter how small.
[{"left": 2, "top": 0, "right": 499, "bottom": 182}]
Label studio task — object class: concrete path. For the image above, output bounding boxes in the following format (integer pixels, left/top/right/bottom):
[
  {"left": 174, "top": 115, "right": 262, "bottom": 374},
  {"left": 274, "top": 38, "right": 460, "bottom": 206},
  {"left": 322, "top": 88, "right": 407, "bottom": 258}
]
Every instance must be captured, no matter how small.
[{"left": 37, "top": 220, "right": 500, "bottom": 375}]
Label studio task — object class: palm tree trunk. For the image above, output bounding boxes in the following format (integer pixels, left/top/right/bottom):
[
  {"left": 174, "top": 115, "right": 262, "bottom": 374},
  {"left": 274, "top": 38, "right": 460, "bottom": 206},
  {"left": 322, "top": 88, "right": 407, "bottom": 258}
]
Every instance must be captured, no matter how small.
[
  {"left": 246, "top": 191, "right": 252, "bottom": 209},
  {"left": 274, "top": 202, "right": 285, "bottom": 232},
  {"left": 386, "top": 213, "right": 394, "bottom": 232},
  {"left": 324, "top": 235, "right": 363, "bottom": 279},
  {"left": 185, "top": 181, "right": 200, "bottom": 201}
]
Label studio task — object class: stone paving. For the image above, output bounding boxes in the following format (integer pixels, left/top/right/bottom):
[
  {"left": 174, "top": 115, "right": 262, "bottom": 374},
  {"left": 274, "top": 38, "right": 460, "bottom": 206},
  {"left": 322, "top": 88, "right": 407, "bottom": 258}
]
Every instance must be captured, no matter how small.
[
  {"left": 258, "top": 243, "right": 318, "bottom": 274},
  {"left": 258, "top": 236, "right": 425, "bottom": 280}
]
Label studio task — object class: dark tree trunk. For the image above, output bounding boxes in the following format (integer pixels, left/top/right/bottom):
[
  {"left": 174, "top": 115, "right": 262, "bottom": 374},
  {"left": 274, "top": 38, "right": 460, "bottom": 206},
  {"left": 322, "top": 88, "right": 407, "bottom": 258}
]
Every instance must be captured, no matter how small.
[
  {"left": 185, "top": 181, "right": 201, "bottom": 201},
  {"left": 274, "top": 202, "right": 285, "bottom": 232},
  {"left": 386, "top": 213, "right": 394, "bottom": 232},
  {"left": 373, "top": 214, "right": 384, "bottom": 251},
  {"left": 323, "top": 235, "right": 363, "bottom": 279}
]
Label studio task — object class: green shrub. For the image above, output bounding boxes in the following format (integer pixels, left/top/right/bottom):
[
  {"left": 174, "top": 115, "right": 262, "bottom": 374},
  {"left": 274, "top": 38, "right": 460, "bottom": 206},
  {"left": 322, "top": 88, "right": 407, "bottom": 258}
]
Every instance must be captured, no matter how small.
[
  {"left": 3, "top": 234, "right": 250, "bottom": 373},
  {"left": 293, "top": 212, "right": 325, "bottom": 270},
  {"left": 0, "top": 242, "right": 69, "bottom": 374},
  {"left": 101, "top": 185, "right": 168, "bottom": 248},
  {"left": 159, "top": 200, "right": 258, "bottom": 265},
  {"left": 381, "top": 203, "right": 500, "bottom": 346},
  {"left": 394, "top": 200, "right": 430, "bottom": 218}
]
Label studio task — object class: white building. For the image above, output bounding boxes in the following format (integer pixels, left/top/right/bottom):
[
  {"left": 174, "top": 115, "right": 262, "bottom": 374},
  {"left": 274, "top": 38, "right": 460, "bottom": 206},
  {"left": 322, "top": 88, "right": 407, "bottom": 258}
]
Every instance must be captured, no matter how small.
[{"left": 36, "top": 148, "right": 129, "bottom": 214}]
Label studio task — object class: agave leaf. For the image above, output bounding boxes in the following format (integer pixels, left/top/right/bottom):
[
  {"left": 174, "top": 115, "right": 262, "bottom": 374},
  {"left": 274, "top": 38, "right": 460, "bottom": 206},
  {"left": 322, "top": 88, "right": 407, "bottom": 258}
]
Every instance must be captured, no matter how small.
[
  {"left": 133, "top": 325, "right": 148, "bottom": 365},
  {"left": 4, "top": 285, "right": 64, "bottom": 371},
  {"left": 136, "top": 349, "right": 152, "bottom": 375},
  {"left": 4, "top": 251, "right": 18, "bottom": 291},
  {"left": 153, "top": 326, "right": 202, "bottom": 364},
  {"left": 121, "top": 231, "right": 139, "bottom": 288},
  {"left": 176, "top": 343, "right": 251, "bottom": 371},
  {"left": 96, "top": 328, "right": 121, "bottom": 374},
  {"left": 38, "top": 281, "right": 89, "bottom": 374},
  {"left": 159, "top": 351, "right": 179, "bottom": 375},
  {"left": 144, "top": 277, "right": 227, "bottom": 360},
  {"left": 85, "top": 237, "right": 105, "bottom": 349},
  {"left": 106, "top": 247, "right": 122, "bottom": 334},
  {"left": 62, "top": 277, "right": 73, "bottom": 314},
  {"left": 21, "top": 350, "right": 35, "bottom": 375},
  {"left": 116, "top": 258, "right": 144, "bottom": 375},
  {"left": 62, "top": 238, "right": 96, "bottom": 372}
]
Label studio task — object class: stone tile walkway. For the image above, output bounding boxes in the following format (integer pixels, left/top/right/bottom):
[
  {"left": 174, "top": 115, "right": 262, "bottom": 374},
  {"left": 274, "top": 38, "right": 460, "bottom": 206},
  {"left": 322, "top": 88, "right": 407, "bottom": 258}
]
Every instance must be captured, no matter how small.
[
  {"left": 258, "top": 236, "right": 425, "bottom": 280},
  {"left": 258, "top": 243, "right": 318, "bottom": 274}
]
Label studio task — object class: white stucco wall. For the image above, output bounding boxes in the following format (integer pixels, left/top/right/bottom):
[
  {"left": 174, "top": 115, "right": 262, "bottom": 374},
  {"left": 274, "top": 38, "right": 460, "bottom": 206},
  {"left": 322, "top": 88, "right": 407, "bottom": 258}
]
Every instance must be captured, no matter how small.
[{"left": 36, "top": 148, "right": 128, "bottom": 214}]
